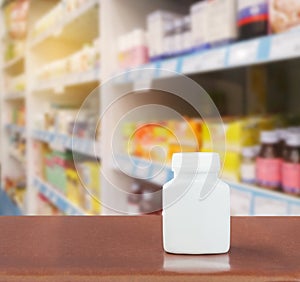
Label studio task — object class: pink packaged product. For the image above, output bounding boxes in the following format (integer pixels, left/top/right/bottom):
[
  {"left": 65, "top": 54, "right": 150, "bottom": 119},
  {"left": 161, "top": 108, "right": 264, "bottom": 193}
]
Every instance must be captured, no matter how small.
[
  {"left": 256, "top": 131, "right": 281, "bottom": 190},
  {"left": 118, "top": 29, "right": 149, "bottom": 69},
  {"left": 282, "top": 133, "right": 300, "bottom": 194},
  {"left": 270, "top": 0, "right": 300, "bottom": 33}
]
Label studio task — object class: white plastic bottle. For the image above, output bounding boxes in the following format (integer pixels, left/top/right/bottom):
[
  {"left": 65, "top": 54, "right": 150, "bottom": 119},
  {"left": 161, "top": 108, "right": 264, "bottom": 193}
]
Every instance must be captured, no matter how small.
[{"left": 163, "top": 152, "right": 230, "bottom": 254}]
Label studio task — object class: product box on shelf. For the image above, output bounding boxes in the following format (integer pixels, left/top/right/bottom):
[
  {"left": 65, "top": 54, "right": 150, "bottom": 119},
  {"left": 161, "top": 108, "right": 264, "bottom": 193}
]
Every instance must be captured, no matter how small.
[
  {"left": 269, "top": 0, "right": 300, "bottom": 33},
  {"left": 33, "top": 141, "right": 49, "bottom": 178},
  {"left": 66, "top": 168, "right": 85, "bottom": 209},
  {"left": 52, "top": 151, "right": 74, "bottom": 194},
  {"left": 78, "top": 162, "right": 101, "bottom": 214},
  {"left": 191, "top": 1, "right": 209, "bottom": 50},
  {"left": 117, "top": 29, "right": 149, "bottom": 69},
  {"left": 147, "top": 10, "right": 183, "bottom": 60},
  {"left": 237, "top": 0, "right": 269, "bottom": 40},
  {"left": 206, "top": 0, "right": 237, "bottom": 46},
  {"left": 122, "top": 119, "right": 202, "bottom": 164}
]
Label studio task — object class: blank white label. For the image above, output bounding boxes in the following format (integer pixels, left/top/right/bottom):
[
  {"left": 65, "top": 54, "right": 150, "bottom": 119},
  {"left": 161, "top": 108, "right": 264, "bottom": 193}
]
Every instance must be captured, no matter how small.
[
  {"left": 199, "top": 48, "right": 226, "bottom": 71},
  {"left": 229, "top": 40, "right": 259, "bottom": 66},
  {"left": 182, "top": 54, "right": 203, "bottom": 74},
  {"left": 270, "top": 32, "right": 300, "bottom": 59},
  {"left": 160, "top": 59, "right": 178, "bottom": 77}
]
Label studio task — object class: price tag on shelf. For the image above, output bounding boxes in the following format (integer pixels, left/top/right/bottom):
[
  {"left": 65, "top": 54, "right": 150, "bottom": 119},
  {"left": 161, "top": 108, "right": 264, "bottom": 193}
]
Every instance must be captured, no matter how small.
[
  {"left": 228, "top": 39, "right": 260, "bottom": 66},
  {"left": 198, "top": 48, "right": 226, "bottom": 71},
  {"left": 182, "top": 53, "right": 203, "bottom": 74},
  {"left": 160, "top": 58, "right": 178, "bottom": 77},
  {"left": 270, "top": 32, "right": 300, "bottom": 60}
]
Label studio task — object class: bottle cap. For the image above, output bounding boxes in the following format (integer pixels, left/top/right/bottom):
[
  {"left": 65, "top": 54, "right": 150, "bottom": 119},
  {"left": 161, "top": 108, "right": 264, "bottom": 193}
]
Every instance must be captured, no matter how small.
[
  {"left": 131, "top": 183, "right": 140, "bottom": 193},
  {"left": 288, "top": 126, "right": 300, "bottom": 133},
  {"left": 172, "top": 152, "right": 220, "bottom": 173},
  {"left": 260, "top": 130, "right": 279, "bottom": 144},
  {"left": 242, "top": 146, "right": 258, "bottom": 158},
  {"left": 142, "top": 190, "right": 153, "bottom": 201},
  {"left": 276, "top": 128, "right": 287, "bottom": 141},
  {"left": 286, "top": 132, "right": 300, "bottom": 147}
]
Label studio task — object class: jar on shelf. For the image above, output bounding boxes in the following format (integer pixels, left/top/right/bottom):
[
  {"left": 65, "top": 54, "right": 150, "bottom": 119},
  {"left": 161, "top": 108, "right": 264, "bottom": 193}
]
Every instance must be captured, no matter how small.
[
  {"left": 282, "top": 132, "right": 300, "bottom": 195},
  {"left": 256, "top": 131, "right": 281, "bottom": 190},
  {"left": 240, "top": 146, "right": 258, "bottom": 184}
]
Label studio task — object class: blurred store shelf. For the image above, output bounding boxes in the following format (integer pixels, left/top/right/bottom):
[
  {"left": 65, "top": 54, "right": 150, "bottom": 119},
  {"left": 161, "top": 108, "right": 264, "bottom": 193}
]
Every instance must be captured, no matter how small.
[
  {"left": 4, "top": 91, "right": 25, "bottom": 100},
  {"left": 114, "top": 154, "right": 300, "bottom": 216},
  {"left": 5, "top": 124, "right": 25, "bottom": 134},
  {"left": 115, "top": 32, "right": 300, "bottom": 84},
  {"left": 33, "top": 68, "right": 100, "bottom": 93},
  {"left": 2, "top": 54, "right": 24, "bottom": 71},
  {"left": 32, "top": 130, "right": 101, "bottom": 158},
  {"left": 33, "top": 177, "right": 85, "bottom": 215},
  {"left": 30, "top": 0, "right": 99, "bottom": 48},
  {"left": 9, "top": 147, "right": 26, "bottom": 166}
]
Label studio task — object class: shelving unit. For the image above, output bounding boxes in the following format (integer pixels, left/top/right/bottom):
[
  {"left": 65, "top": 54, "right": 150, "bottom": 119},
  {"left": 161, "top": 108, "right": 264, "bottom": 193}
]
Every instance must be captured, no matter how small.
[
  {"left": 1, "top": 0, "right": 102, "bottom": 215},
  {"left": 115, "top": 32, "right": 300, "bottom": 84},
  {"left": 100, "top": 0, "right": 300, "bottom": 216},
  {"left": 33, "top": 177, "right": 85, "bottom": 215},
  {"left": 114, "top": 154, "right": 300, "bottom": 216},
  {"left": 4, "top": 91, "right": 25, "bottom": 100},
  {"left": 0, "top": 2, "right": 27, "bottom": 214},
  {"left": 2, "top": 54, "right": 24, "bottom": 71},
  {"left": 33, "top": 68, "right": 100, "bottom": 93},
  {"left": 30, "top": 0, "right": 99, "bottom": 48},
  {"left": 1, "top": 0, "right": 300, "bottom": 216},
  {"left": 32, "top": 130, "right": 101, "bottom": 158}
]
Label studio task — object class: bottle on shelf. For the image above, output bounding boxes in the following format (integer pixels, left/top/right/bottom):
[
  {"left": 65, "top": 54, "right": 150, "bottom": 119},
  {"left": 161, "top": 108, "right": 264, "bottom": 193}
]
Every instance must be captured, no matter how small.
[
  {"left": 237, "top": 0, "right": 269, "bottom": 40},
  {"left": 256, "top": 131, "right": 281, "bottom": 190},
  {"left": 282, "top": 132, "right": 300, "bottom": 195},
  {"left": 240, "top": 146, "right": 259, "bottom": 184}
]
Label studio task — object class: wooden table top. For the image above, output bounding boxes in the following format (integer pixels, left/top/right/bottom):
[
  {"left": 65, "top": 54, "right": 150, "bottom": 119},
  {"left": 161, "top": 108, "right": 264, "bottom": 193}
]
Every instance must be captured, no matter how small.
[{"left": 0, "top": 216, "right": 299, "bottom": 281}]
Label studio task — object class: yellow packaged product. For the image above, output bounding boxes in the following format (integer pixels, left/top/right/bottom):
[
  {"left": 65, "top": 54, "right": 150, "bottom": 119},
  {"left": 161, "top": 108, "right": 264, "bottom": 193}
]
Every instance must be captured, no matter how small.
[
  {"left": 222, "top": 151, "right": 241, "bottom": 182},
  {"left": 78, "top": 162, "right": 101, "bottom": 214},
  {"left": 66, "top": 168, "right": 84, "bottom": 209}
]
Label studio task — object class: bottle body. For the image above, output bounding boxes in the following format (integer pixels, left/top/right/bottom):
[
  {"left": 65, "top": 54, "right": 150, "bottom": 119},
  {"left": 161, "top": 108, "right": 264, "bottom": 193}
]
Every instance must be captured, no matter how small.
[
  {"left": 256, "top": 131, "right": 281, "bottom": 190},
  {"left": 163, "top": 171, "right": 230, "bottom": 254},
  {"left": 282, "top": 133, "right": 300, "bottom": 194}
]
